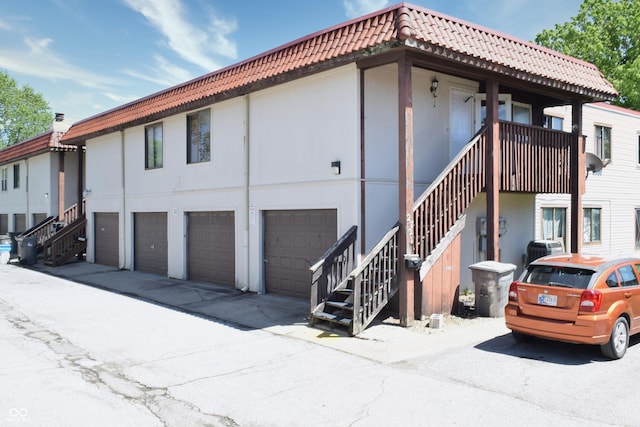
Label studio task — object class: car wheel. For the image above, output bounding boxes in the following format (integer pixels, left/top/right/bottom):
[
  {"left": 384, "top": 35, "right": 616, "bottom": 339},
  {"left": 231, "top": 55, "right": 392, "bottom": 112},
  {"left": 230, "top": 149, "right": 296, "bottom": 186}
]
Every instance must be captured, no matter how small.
[
  {"left": 601, "top": 317, "right": 629, "bottom": 360},
  {"left": 511, "top": 331, "right": 533, "bottom": 342}
]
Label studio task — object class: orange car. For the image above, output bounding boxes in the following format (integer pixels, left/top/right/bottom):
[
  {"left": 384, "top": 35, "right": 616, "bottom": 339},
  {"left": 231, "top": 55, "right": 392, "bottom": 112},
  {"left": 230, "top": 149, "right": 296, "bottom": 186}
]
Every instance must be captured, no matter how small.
[{"left": 505, "top": 254, "right": 640, "bottom": 359}]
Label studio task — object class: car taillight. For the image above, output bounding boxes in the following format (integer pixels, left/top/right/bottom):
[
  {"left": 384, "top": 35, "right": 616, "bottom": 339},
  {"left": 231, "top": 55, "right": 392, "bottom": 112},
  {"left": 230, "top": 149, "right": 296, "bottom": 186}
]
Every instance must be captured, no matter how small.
[
  {"left": 508, "top": 282, "right": 518, "bottom": 302},
  {"left": 579, "top": 289, "right": 603, "bottom": 313}
]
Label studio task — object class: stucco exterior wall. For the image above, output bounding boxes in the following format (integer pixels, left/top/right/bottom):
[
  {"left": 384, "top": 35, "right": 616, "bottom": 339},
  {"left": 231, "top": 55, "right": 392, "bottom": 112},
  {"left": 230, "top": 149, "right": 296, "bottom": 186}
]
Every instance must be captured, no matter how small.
[{"left": 84, "top": 65, "right": 361, "bottom": 292}]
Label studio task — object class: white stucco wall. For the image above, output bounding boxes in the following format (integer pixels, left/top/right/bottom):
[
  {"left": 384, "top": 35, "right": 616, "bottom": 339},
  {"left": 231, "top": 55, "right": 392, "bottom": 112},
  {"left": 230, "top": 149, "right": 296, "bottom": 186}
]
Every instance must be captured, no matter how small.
[{"left": 85, "top": 65, "right": 361, "bottom": 292}]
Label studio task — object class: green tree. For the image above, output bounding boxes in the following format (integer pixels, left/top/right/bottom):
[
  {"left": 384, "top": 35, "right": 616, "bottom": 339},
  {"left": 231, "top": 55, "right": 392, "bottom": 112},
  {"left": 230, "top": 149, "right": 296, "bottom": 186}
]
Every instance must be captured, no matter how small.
[
  {"left": 535, "top": 0, "right": 640, "bottom": 110},
  {"left": 0, "top": 70, "right": 53, "bottom": 147}
]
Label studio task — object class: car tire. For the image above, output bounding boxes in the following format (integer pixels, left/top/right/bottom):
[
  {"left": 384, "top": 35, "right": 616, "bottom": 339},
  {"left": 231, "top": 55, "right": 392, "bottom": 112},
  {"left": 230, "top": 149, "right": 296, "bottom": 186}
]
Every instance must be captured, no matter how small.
[
  {"left": 601, "top": 317, "right": 629, "bottom": 360},
  {"left": 512, "top": 330, "right": 533, "bottom": 342}
]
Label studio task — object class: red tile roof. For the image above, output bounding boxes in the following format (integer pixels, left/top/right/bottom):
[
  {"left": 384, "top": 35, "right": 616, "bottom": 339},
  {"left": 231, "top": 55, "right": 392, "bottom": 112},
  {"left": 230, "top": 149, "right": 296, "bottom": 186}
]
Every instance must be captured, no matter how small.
[
  {"left": 0, "top": 130, "right": 76, "bottom": 165},
  {"left": 62, "top": 2, "right": 618, "bottom": 144}
]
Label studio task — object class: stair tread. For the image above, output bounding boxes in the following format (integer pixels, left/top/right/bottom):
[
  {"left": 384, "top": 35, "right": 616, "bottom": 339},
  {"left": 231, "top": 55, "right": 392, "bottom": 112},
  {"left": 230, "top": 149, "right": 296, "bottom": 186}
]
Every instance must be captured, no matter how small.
[
  {"left": 325, "top": 300, "right": 353, "bottom": 310},
  {"left": 312, "top": 311, "right": 352, "bottom": 326}
]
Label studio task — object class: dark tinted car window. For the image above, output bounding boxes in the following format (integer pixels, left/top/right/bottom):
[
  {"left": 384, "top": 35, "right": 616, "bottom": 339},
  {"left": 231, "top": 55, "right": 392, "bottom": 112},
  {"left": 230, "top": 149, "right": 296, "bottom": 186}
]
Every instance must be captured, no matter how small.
[
  {"left": 605, "top": 272, "right": 619, "bottom": 288},
  {"left": 619, "top": 265, "right": 639, "bottom": 287},
  {"left": 524, "top": 266, "right": 593, "bottom": 289}
]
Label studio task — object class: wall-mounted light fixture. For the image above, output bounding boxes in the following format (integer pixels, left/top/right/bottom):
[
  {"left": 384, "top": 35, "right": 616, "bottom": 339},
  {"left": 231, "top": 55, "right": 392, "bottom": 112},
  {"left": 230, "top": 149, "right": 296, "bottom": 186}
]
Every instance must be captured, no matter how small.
[
  {"left": 331, "top": 160, "right": 341, "bottom": 175},
  {"left": 44, "top": 192, "right": 49, "bottom": 199},
  {"left": 430, "top": 77, "right": 439, "bottom": 107},
  {"left": 82, "top": 188, "right": 92, "bottom": 198},
  {"left": 430, "top": 77, "right": 439, "bottom": 97}
]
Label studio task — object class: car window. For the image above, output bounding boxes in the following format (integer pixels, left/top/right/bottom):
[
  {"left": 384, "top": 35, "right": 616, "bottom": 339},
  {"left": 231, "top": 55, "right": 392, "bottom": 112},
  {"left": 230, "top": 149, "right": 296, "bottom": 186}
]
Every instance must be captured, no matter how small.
[
  {"left": 524, "top": 266, "right": 593, "bottom": 289},
  {"left": 619, "top": 265, "right": 639, "bottom": 287},
  {"left": 605, "top": 272, "right": 619, "bottom": 288}
]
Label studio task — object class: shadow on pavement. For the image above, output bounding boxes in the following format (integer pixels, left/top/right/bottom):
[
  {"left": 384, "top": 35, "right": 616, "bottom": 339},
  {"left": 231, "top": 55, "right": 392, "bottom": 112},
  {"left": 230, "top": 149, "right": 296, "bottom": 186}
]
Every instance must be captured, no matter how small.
[
  {"left": 475, "top": 331, "right": 640, "bottom": 365},
  {"left": 26, "top": 259, "right": 311, "bottom": 332}
]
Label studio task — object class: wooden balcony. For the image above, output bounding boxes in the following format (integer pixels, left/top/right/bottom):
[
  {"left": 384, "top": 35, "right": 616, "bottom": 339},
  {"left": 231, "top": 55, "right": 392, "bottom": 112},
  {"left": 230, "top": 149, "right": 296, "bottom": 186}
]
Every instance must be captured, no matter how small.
[{"left": 414, "top": 122, "right": 573, "bottom": 259}]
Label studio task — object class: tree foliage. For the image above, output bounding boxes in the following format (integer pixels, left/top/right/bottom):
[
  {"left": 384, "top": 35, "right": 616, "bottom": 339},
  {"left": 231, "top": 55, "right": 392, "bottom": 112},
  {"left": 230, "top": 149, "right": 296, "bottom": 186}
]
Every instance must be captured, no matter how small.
[
  {"left": 535, "top": 0, "right": 640, "bottom": 110},
  {"left": 0, "top": 70, "right": 53, "bottom": 147}
]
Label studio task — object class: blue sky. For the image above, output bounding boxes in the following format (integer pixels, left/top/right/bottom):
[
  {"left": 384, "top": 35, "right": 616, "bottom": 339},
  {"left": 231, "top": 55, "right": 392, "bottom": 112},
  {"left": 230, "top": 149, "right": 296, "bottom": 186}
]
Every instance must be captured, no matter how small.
[{"left": 0, "top": 0, "right": 582, "bottom": 124}]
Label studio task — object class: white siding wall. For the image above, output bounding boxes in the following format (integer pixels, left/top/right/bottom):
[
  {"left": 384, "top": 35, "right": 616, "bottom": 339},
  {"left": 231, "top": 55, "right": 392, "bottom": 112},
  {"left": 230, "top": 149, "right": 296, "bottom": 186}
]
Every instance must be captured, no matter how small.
[
  {"left": 538, "top": 104, "right": 640, "bottom": 258},
  {"left": 85, "top": 65, "right": 361, "bottom": 292}
]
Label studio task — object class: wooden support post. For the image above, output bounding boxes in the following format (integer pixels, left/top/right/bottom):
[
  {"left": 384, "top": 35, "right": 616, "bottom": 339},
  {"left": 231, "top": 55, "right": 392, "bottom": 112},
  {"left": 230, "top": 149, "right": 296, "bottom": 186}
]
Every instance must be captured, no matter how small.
[
  {"left": 58, "top": 152, "right": 65, "bottom": 221},
  {"left": 398, "top": 57, "right": 414, "bottom": 326},
  {"left": 485, "top": 79, "right": 500, "bottom": 261},
  {"left": 570, "top": 100, "right": 584, "bottom": 254}
]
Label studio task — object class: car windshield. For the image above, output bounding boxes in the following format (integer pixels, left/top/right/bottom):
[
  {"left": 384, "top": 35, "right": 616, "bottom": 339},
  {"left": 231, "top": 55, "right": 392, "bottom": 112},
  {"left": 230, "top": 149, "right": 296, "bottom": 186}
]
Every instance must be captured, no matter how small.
[{"left": 522, "top": 265, "right": 594, "bottom": 289}]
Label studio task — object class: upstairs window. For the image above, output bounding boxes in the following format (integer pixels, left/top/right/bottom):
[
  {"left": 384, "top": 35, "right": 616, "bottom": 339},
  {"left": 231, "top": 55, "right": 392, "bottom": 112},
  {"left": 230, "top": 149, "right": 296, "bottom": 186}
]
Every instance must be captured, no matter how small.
[
  {"left": 544, "top": 115, "right": 564, "bottom": 131},
  {"left": 595, "top": 125, "right": 611, "bottom": 161},
  {"left": 583, "top": 207, "right": 601, "bottom": 243},
  {"left": 145, "top": 123, "right": 163, "bottom": 169},
  {"left": 1, "top": 168, "right": 7, "bottom": 191},
  {"left": 13, "top": 164, "right": 19, "bottom": 189},
  {"left": 187, "top": 109, "right": 211, "bottom": 164}
]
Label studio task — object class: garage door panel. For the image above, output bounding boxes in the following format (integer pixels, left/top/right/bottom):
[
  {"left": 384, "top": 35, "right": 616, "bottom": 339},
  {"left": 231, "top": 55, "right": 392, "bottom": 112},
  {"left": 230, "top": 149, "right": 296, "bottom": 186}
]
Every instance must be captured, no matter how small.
[
  {"left": 95, "top": 213, "right": 119, "bottom": 267},
  {"left": 264, "top": 209, "right": 337, "bottom": 299},
  {"left": 187, "top": 211, "right": 235, "bottom": 286},
  {"left": 134, "top": 212, "right": 167, "bottom": 275}
]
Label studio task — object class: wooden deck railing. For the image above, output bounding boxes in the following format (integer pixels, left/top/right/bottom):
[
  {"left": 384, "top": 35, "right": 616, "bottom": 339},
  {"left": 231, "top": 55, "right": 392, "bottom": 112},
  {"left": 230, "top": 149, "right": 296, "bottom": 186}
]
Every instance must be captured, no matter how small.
[
  {"left": 349, "top": 223, "right": 400, "bottom": 335},
  {"left": 63, "top": 200, "right": 86, "bottom": 224},
  {"left": 499, "top": 121, "right": 572, "bottom": 193},
  {"left": 309, "top": 225, "right": 358, "bottom": 311}
]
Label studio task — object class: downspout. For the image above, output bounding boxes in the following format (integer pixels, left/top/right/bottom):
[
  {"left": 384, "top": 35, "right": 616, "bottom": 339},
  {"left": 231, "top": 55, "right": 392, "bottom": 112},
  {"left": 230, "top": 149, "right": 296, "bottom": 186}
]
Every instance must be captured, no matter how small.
[
  {"left": 121, "top": 130, "right": 126, "bottom": 268},
  {"left": 25, "top": 159, "right": 29, "bottom": 226},
  {"left": 241, "top": 94, "right": 250, "bottom": 292}
]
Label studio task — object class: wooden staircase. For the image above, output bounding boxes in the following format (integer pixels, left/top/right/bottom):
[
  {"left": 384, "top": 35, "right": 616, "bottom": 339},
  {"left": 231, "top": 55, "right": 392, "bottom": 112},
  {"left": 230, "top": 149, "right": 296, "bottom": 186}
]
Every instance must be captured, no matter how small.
[
  {"left": 17, "top": 201, "right": 87, "bottom": 267},
  {"left": 43, "top": 216, "right": 87, "bottom": 266},
  {"left": 310, "top": 121, "right": 574, "bottom": 335}
]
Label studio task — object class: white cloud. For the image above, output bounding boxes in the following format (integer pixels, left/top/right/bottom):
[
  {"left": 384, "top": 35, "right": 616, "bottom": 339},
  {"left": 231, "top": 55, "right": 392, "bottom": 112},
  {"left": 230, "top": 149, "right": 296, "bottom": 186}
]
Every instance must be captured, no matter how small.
[
  {"left": 0, "top": 19, "right": 11, "bottom": 31},
  {"left": 0, "top": 36, "right": 122, "bottom": 90},
  {"left": 343, "top": 0, "right": 389, "bottom": 18},
  {"left": 123, "top": 0, "right": 238, "bottom": 72},
  {"left": 123, "top": 54, "right": 194, "bottom": 87}
]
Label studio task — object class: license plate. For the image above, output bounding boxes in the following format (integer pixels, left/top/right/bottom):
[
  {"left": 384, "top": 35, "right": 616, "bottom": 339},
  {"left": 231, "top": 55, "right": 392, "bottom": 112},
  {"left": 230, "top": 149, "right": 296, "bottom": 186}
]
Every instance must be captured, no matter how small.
[{"left": 538, "top": 294, "right": 558, "bottom": 306}]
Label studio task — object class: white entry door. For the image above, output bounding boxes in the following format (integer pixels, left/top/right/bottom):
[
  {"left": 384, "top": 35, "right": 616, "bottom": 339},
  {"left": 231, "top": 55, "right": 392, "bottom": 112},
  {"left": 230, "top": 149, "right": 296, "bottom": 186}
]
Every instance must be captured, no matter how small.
[{"left": 450, "top": 88, "right": 475, "bottom": 160}]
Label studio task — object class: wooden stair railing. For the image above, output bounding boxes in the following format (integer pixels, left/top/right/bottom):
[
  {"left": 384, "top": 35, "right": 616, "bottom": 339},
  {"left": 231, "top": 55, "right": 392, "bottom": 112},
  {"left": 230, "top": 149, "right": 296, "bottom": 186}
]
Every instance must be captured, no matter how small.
[
  {"left": 17, "top": 216, "right": 60, "bottom": 246},
  {"left": 43, "top": 216, "right": 87, "bottom": 267},
  {"left": 309, "top": 225, "right": 358, "bottom": 312},
  {"left": 310, "top": 224, "right": 400, "bottom": 336},
  {"left": 413, "top": 128, "right": 487, "bottom": 259}
]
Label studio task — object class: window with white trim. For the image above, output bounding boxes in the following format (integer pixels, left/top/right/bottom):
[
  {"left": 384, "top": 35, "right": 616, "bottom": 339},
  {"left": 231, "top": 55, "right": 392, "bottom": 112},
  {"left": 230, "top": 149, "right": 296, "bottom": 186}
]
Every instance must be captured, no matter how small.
[
  {"left": 13, "top": 164, "right": 19, "bottom": 189},
  {"left": 187, "top": 109, "right": 211, "bottom": 164},
  {"left": 583, "top": 207, "right": 601, "bottom": 243},
  {"left": 542, "top": 207, "right": 566, "bottom": 250},
  {"left": 145, "top": 123, "right": 163, "bottom": 169},
  {"left": 595, "top": 125, "right": 611, "bottom": 161},
  {"left": 1, "top": 168, "right": 7, "bottom": 191}
]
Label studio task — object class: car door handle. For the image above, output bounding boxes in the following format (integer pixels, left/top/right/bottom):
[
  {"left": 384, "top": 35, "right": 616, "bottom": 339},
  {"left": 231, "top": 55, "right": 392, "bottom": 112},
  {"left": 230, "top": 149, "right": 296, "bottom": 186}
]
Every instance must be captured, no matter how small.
[{"left": 625, "top": 292, "right": 632, "bottom": 299}]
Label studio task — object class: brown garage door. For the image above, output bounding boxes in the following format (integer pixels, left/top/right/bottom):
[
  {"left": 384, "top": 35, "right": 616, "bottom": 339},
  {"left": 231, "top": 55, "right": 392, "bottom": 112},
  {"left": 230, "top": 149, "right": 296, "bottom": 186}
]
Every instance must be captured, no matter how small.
[
  {"left": 14, "top": 214, "right": 26, "bottom": 232},
  {"left": 95, "top": 213, "right": 119, "bottom": 267},
  {"left": 264, "top": 209, "right": 337, "bottom": 299},
  {"left": 134, "top": 212, "right": 167, "bottom": 275},
  {"left": 187, "top": 211, "right": 235, "bottom": 286},
  {"left": 0, "top": 214, "right": 7, "bottom": 234},
  {"left": 33, "top": 213, "right": 47, "bottom": 226}
]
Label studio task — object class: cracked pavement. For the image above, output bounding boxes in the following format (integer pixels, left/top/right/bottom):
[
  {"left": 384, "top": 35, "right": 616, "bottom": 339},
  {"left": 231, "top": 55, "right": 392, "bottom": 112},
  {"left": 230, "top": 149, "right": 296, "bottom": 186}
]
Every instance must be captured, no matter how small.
[{"left": 1, "top": 263, "right": 637, "bottom": 426}]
